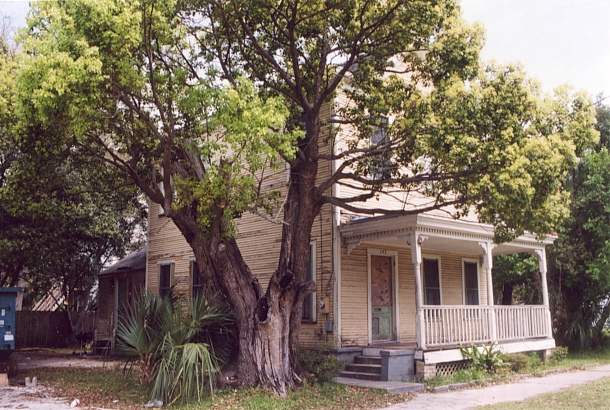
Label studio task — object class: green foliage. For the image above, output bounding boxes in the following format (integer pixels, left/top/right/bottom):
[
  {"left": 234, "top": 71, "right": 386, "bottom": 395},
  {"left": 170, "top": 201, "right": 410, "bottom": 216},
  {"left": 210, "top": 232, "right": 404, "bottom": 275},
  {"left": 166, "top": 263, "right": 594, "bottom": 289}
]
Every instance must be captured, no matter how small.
[
  {"left": 460, "top": 343, "right": 509, "bottom": 375},
  {"left": 492, "top": 253, "right": 541, "bottom": 305},
  {"left": 297, "top": 344, "right": 344, "bottom": 385},
  {"left": 16, "top": 0, "right": 300, "bottom": 241},
  {"left": 549, "top": 346, "right": 569, "bottom": 365},
  {"left": 506, "top": 353, "right": 532, "bottom": 373},
  {"left": 547, "top": 103, "right": 610, "bottom": 351},
  {"left": 117, "top": 291, "right": 234, "bottom": 404}
]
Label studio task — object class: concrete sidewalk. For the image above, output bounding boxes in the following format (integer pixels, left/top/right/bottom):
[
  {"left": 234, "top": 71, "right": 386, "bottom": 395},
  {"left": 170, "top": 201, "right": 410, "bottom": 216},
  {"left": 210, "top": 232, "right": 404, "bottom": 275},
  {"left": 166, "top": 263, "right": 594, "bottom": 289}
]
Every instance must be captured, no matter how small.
[{"left": 377, "top": 364, "right": 610, "bottom": 410}]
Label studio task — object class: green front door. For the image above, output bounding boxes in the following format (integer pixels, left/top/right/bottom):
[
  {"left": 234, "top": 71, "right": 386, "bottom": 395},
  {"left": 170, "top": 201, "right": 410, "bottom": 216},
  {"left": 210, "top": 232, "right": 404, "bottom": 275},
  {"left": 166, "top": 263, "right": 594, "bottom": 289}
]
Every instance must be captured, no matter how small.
[{"left": 371, "top": 254, "right": 394, "bottom": 341}]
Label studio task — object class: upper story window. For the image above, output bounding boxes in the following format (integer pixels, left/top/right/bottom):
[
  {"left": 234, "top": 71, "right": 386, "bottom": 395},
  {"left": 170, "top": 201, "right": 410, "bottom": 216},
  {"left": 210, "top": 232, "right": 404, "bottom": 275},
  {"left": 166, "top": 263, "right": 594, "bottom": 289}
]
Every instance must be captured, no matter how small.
[{"left": 370, "top": 116, "right": 390, "bottom": 180}]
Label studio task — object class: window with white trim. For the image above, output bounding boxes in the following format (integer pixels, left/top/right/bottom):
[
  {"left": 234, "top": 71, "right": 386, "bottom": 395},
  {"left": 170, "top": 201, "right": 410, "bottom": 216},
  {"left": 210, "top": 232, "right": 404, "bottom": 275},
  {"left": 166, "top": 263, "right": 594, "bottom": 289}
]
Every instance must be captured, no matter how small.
[
  {"left": 423, "top": 257, "right": 441, "bottom": 305},
  {"left": 302, "top": 242, "right": 317, "bottom": 322},
  {"left": 463, "top": 260, "right": 480, "bottom": 305},
  {"left": 159, "top": 263, "right": 173, "bottom": 298}
]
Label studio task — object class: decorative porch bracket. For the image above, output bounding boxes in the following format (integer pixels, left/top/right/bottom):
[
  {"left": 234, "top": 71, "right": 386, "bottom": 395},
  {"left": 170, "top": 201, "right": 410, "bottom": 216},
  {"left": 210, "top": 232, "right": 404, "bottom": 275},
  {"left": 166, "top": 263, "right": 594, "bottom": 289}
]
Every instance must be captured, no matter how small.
[
  {"left": 345, "top": 239, "right": 362, "bottom": 256},
  {"left": 534, "top": 248, "right": 554, "bottom": 338},
  {"left": 409, "top": 233, "right": 428, "bottom": 350},
  {"left": 478, "top": 241, "right": 497, "bottom": 342}
]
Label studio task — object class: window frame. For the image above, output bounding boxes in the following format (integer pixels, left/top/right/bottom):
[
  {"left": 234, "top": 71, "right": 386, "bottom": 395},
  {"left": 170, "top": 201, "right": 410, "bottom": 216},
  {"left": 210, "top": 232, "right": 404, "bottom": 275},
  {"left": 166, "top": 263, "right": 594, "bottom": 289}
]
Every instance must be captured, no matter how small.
[
  {"left": 462, "top": 258, "right": 480, "bottom": 306},
  {"left": 158, "top": 261, "right": 174, "bottom": 298},
  {"left": 370, "top": 115, "right": 391, "bottom": 180},
  {"left": 190, "top": 259, "right": 204, "bottom": 300},
  {"left": 302, "top": 241, "right": 317, "bottom": 322},
  {"left": 422, "top": 255, "right": 442, "bottom": 306}
]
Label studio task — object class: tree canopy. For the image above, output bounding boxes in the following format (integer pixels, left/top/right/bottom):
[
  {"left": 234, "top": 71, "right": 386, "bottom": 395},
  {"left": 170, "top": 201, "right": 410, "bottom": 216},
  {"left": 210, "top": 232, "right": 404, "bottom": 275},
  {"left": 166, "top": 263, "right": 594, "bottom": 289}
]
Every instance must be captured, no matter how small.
[
  {"left": 0, "top": 20, "right": 146, "bottom": 311},
  {"left": 547, "top": 101, "right": 610, "bottom": 350},
  {"left": 11, "top": 0, "right": 599, "bottom": 394}
]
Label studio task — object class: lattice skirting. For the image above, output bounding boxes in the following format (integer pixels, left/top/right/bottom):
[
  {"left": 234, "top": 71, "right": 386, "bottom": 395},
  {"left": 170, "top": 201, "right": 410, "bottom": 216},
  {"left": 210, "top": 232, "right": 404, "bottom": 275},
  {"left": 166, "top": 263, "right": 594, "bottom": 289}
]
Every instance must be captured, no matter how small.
[{"left": 435, "top": 360, "right": 471, "bottom": 377}]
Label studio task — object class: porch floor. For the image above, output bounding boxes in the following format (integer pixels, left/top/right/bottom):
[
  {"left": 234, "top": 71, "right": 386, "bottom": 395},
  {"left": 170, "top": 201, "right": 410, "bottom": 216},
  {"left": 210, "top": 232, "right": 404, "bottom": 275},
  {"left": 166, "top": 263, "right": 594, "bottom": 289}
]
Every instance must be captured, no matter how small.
[{"left": 366, "top": 342, "right": 417, "bottom": 350}]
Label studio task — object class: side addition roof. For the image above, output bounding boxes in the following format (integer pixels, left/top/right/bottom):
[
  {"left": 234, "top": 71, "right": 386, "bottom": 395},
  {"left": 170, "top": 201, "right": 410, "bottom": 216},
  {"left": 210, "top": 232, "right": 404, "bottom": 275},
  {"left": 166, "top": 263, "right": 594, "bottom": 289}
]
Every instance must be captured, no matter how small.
[{"left": 99, "top": 247, "right": 147, "bottom": 276}]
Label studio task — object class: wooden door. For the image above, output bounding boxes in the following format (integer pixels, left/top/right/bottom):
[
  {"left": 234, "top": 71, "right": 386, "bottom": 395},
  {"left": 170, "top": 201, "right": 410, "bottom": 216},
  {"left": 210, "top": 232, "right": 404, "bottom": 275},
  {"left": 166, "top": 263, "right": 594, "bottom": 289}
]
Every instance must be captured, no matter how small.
[{"left": 371, "top": 255, "right": 394, "bottom": 341}]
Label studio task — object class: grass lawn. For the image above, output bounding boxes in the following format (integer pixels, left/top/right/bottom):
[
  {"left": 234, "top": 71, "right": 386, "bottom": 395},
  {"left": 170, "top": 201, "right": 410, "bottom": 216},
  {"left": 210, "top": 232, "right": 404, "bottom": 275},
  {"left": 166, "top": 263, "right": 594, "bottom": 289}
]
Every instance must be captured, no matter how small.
[
  {"left": 16, "top": 346, "right": 610, "bottom": 409},
  {"left": 17, "top": 365, "right": 410, "bottom": 409},
  {"left": 477, "top": 376, "right": 610, "bottom": 410}
]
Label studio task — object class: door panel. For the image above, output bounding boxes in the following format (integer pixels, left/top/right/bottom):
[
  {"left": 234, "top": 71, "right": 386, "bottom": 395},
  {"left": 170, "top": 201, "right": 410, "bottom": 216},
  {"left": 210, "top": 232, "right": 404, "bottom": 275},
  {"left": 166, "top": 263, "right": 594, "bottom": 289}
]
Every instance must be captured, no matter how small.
[{"left": 371, "top": 255, "right": 394, "bottom": 341}]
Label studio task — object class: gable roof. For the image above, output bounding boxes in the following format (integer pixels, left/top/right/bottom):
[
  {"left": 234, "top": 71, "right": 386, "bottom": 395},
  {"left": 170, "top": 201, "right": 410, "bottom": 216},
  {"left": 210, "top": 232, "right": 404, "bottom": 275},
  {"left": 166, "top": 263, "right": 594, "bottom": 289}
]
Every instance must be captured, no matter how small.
[{"left": 99, "top": 247, "right": 147, "bottom": 276}]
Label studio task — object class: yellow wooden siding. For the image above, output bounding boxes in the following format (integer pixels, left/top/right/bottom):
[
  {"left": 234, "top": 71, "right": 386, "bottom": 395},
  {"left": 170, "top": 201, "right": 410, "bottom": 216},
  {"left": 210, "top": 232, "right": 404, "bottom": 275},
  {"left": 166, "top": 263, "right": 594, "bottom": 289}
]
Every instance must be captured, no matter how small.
[
  {"left": 146, "top": 101, "right": 335, "bottom": 347},
  {"left": 340, "top": 244, "right": 489, "bottom": 346}
]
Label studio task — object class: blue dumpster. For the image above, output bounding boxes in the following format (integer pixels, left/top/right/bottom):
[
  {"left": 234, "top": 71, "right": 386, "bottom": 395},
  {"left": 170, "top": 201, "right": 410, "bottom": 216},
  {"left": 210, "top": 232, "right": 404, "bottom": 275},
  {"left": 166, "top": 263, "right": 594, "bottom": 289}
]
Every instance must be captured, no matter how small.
[{"left": 0, "top": 287, "right": 21, "bottom": 361}]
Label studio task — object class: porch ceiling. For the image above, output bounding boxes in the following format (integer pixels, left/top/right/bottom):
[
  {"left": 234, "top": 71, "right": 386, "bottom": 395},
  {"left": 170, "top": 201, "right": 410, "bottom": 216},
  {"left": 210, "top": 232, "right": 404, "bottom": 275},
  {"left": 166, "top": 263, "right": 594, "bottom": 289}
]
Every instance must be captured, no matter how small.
[{"left": 340, "top": 214, "right": 555, "bottom": 257}]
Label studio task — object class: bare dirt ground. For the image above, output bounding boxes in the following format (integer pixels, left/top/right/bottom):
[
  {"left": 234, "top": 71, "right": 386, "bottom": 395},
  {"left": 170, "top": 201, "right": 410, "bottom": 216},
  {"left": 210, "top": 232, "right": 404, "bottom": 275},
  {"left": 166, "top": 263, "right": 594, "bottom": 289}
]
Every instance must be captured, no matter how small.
[{"left": 1, "top": 349, "right": 123, "bottom": 410}]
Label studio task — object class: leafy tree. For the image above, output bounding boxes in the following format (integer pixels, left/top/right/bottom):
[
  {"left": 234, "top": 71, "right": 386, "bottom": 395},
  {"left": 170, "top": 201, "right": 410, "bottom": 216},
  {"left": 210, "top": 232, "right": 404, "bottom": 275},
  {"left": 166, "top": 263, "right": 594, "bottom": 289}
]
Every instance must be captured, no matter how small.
[
  {"left": 0, "top": 19, "right": 146, "bottom": 326},
  {"left": 492, "top": 253, "right": 541, "bottom": 306},
  {"left": 547, "top": 101, "right": 610, "bottom": 350},
  {"left": 16, "top": 0, "right": 597, "bottom": 395}
]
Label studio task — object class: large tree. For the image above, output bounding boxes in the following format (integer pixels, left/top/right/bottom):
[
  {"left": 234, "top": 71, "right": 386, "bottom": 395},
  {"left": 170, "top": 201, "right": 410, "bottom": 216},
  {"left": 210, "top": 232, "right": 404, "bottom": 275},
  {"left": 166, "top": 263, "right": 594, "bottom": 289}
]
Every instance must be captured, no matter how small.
[
  {"left": 547, "top": 101, "right": 610, "bottom": 350},
  {"left": 16, "top": 0, "right": 597, "bottom": 395},
  {"left": 0, "top": 23, "right": 146, "bottom": 318}
]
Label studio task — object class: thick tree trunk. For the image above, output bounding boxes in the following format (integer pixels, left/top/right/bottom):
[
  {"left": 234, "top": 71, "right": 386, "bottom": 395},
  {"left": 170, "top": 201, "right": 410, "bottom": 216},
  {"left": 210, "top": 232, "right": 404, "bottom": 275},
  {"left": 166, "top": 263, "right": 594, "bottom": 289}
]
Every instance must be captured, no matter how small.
[{"left": 165, "top": 113, "right": 322, "bottom": 397}]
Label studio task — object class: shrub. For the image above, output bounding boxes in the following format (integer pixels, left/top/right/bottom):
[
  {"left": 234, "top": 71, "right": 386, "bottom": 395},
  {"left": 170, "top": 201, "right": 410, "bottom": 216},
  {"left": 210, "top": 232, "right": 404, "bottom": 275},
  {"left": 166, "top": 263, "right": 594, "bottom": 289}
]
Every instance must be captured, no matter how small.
[
  {"left": 506, "top": 353, "right": 531, "bottom": 372},
  {"left": 297, "top": 344, "right": 344, "bottom": 384},
  {"left": 528, "top": 351, "right": 542, "bottom": 368},
  {"left": 117, "top": 291, "right": 233, "bottom": 404},
  {"left": 549, "top": 346, "right": 569, "bottom": 365},
  {"left": 459, "top": 342, "right": 509, "bottom": 374}
]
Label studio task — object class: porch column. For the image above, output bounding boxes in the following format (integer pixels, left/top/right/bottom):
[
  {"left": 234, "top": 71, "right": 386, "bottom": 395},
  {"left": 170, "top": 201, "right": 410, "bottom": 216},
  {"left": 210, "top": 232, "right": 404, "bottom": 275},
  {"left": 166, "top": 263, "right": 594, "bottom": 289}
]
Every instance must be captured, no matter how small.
[
  {"left": 409, "top": 233, "right": 427, "bottom": 350},
  {"left": 535, "top": 248, "right": 553, "bottom": 338},
  {"left": 479, "top": 242, "right": 497, "bottom": 342}
]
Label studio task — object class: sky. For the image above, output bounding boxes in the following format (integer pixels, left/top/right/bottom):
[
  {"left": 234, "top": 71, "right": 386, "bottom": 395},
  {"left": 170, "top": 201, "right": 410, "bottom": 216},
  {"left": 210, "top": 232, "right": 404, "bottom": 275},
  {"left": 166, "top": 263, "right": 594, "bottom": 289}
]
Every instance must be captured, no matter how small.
[
  {"left": 460, "top": 0, "right": 610, "bottom": 98},
  {"left": 1, "top": 0, "right": 609, "bottom": 98}
]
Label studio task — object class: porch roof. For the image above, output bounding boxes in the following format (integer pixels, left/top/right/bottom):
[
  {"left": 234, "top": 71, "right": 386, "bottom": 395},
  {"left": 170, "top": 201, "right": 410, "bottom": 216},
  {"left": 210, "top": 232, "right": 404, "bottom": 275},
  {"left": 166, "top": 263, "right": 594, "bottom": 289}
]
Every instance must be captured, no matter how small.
[{"left": 339, "top": 214, "right": 555, "bottom": 257}]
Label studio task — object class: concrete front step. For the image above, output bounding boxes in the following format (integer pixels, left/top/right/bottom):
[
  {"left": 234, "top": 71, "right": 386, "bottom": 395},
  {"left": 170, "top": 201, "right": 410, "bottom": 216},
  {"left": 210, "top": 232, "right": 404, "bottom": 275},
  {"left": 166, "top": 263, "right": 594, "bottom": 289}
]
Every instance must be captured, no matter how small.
[
  {"left": 345, "top": 363, "right": 382, "bottom": 375},
  {"left": 338, "top": 370, "right": 381, "bottom": 381},
  {"left": 354, "top": 355, "right": 382, "bottom": 365}
]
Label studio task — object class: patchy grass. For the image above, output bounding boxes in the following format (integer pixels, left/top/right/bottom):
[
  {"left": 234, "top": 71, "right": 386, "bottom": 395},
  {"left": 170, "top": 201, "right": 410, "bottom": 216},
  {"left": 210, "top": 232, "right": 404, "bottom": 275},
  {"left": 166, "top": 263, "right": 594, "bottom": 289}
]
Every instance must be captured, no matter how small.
[
  {"left": 16, "top": 365, "right": 145, "bottom": 410},
  {"left": 16, "top": 365, "right": 409, "bottom": 409},
  {"left": 477, "top": 376, "right": 610, "bottom": 409},
  {"left": 186, "top": 383, "right": 408, "bottom": 410}
]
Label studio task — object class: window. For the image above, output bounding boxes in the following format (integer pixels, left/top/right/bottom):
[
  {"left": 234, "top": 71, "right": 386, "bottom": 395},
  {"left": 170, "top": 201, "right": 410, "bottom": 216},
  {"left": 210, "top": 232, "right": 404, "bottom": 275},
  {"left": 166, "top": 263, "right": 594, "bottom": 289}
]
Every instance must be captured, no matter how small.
[
  {"left": 463, "top": 260, "right": 480, "bottom": 305},
  {"left": 158, "top": 168, "right": 175, "bottom": 216},
  {"left": 159, "top": 263, "right": 173, "bottom": 298},
  {"left": 423, "top": 257, "right": 441, "bottom": 305},
  {"left": 302, "top": 242, "right": 317, "bottom": 322},
  {"left": 370, "top": 116, "right": 390, "bottom": 180},
  {"left": 191, "top": 260, "right": 204, "bottom": 299}
]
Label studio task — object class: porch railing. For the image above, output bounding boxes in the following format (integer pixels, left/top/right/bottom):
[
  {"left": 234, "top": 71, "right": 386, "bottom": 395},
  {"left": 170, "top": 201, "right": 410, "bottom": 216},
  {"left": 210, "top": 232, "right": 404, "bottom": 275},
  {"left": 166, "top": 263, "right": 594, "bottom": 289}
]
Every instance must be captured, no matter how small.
[
  {"left": 494, "top": 305, "right": 548, "bottom": 341},
  {"left": 423, "top": 305, "right": 550, "bottom": 348}
]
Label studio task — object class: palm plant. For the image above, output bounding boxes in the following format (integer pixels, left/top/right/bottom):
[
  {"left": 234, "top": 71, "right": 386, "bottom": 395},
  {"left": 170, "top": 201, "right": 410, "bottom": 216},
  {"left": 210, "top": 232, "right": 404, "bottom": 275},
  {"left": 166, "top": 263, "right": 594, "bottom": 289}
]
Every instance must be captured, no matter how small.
[
  {"left": 459, "top": 342, "right": 509, "bottom": 374},
  {"left": 117, "top": 290, "right": 233, "bottom": 404}
]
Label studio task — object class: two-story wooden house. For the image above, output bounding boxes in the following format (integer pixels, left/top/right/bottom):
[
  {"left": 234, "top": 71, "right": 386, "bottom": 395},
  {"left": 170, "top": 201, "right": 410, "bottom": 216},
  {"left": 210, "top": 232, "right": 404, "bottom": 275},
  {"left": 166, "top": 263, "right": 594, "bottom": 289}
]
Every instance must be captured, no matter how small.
[{"left": 145, "top": 96, "right": 556, "bottom": 382}]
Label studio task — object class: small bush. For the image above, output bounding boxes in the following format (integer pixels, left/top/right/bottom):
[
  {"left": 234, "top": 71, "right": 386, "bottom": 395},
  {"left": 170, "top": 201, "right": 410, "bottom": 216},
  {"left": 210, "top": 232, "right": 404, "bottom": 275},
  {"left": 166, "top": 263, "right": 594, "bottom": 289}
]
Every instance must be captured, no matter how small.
[
  {"left": 298, "top": 344, "right": 344, "bottom": 384},
  {"left": 507, "top": 353, "right": 531, "bottom": 372},
  {"left": 549, "top": 346, "right": 569, "bottom": 365},
  {"left": 528, "top": 351, "right": 542, "bottom": 368}
]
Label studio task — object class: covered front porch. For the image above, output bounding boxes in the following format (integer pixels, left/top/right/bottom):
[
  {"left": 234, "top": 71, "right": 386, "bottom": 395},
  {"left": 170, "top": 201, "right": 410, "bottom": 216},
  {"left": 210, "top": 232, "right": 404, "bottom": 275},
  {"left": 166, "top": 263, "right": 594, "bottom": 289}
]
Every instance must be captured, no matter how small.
[{"left": 337, "top": 213, "right": 555, "bottom": 379}]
